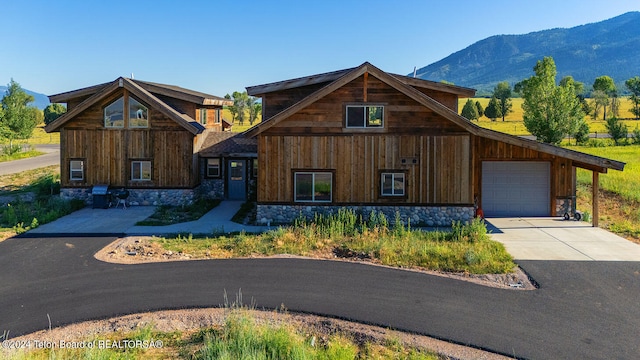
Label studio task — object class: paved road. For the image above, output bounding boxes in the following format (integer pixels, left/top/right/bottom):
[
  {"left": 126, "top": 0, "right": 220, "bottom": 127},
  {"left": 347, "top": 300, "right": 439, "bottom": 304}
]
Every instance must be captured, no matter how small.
[
  {"left": 0, "top": 145, "right": 59, "bottom": 176},
  {"left": 1, "top": 235, "right": 639, "bottom": 359}
]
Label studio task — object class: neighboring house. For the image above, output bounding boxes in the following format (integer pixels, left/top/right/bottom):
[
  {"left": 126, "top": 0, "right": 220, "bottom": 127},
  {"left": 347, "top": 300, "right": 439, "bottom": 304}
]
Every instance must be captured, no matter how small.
[
  {"left": 45, "top": 77, "right": 256, "bottom": 205},
  {"left": 245, "top": 62, "right": 625, "bottom": 226}
]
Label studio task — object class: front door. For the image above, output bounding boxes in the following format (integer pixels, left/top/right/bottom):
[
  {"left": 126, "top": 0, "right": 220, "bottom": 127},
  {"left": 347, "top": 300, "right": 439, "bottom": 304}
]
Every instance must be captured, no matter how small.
[{"left": 228, "top": 160, "right": 246, "bottom": 200}]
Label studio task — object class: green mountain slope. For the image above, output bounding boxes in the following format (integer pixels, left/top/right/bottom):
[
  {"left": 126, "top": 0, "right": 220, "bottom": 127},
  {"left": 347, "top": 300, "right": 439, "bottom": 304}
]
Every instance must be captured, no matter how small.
[{"left": 414, "top": 12, "right": 640, "bottom": 95}]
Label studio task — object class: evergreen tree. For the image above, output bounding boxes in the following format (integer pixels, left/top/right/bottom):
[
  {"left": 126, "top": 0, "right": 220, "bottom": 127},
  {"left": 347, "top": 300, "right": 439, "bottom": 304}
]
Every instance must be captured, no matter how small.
[
  {"left": 493, "top": 82, "right": 512, "bottom": 121},
  {"left": 461, "top": 99, "right": 479, "bottom": 120},
  {"left": 484, "top": 96, "right": 501, "bottom": 121}
]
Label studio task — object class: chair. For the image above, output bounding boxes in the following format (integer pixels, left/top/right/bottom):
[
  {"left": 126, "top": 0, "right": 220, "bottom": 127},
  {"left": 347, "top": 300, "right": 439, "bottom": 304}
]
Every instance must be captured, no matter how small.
[{"left": 114, "top": 189, "right": 129, "bottom": 209}]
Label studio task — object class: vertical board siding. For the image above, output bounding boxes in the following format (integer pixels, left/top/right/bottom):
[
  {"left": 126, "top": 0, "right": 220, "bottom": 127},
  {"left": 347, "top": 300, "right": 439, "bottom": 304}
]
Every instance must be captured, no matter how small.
[{"left": 257, "top": 134, "right": 472, "bottom": 204}]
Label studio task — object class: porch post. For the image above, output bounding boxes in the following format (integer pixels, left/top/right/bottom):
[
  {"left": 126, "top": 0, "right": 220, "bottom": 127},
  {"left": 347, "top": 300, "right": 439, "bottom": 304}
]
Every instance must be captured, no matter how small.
[{"left": 592, "top": 171, "right": 599, "bottom": 227}]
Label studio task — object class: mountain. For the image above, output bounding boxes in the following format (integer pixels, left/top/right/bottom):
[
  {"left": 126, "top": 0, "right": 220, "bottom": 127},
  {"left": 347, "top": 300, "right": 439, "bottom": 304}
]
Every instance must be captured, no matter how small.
[
  {"left": 0, "top": 86, "right": 50, "bottom": 110},
  {"left": 414, "top": 12, "right": 640, "bottom": 96}
]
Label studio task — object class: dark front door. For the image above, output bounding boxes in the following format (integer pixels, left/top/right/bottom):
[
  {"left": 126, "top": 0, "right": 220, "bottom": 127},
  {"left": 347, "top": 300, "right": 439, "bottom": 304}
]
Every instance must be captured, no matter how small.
[{"left": 228, "top": 160, "right": 246, "bottom": 200}]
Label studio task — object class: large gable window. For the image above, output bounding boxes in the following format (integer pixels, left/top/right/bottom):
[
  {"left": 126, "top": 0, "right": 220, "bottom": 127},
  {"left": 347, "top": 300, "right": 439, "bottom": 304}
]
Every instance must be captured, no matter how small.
[
  {"left": 294, "top": 172, "right": 332, "bottom": 202},
  {"left": 346, "top": 105, "right": 383, "bottom": 128},
  {"left": 104, "top": 97, "right": 124, "bottom": 128},
  {"left": 129, "top": 97, "right": 149, "bottom": 128}
]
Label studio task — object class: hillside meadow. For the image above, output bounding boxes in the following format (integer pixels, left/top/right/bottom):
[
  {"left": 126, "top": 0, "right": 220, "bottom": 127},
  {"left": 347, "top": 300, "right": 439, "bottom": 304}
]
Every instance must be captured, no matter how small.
[{"left": 458, "top": 97, "right": 640, "bottom": 135}]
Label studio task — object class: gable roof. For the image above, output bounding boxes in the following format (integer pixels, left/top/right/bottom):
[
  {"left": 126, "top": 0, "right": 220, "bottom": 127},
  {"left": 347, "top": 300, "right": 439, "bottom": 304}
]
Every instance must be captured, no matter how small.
[
  {"left": 49, "top": 79, "right": 233, "bottom": 106},
  {"left": 246, "top": 67, "right": 476, "bottom": 98},
  {"left": 244, "top": 62, "right": 624, "bottom": 173},
  {"left": 199, "top": 132, "right": 257, "bottom": 157},
  {"left": 45, "top": 78, "right": 211, "bottom": 135}
]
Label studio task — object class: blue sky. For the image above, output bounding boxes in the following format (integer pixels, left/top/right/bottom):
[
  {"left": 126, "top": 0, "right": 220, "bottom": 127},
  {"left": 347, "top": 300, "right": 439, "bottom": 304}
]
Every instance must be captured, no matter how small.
[{"left": 2, "top": 0, "right": 639, "bottom": 97}]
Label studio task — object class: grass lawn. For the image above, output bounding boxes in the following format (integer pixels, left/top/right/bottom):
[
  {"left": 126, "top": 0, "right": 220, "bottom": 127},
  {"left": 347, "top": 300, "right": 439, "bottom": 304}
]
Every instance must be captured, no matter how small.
[
  {"left": 157, "top": 210, "right": 515, "bottom": 275},
  {"left": 0, "top": 150, "right": 44, "bottom": 163},
  {"left": 566, "top": 144, "right": 640, "bottom": 242},
  {"left": 0, "top": 167, "right": 85, "bottom": 237},
  {"left": 135, "top": 198, "right": 221, "bottom": 226}
]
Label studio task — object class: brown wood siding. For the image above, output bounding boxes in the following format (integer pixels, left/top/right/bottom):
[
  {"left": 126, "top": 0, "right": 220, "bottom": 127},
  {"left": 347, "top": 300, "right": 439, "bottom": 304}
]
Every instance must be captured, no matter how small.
[
  {"left": 261, "top": 82, "right": 333, "bottom": 120},
  {"left": 473, "top": 136, "right": 575, "bottom": 215},
  {"left": 262, "top": 75, "right": 466, "bottom": 136},
  {"left": 414, "top": 88, "right": 459, "bottom": 111},
  {"left": 258, "top": 134, "right": 471, "bottom": 205},
  {"left": 59, "top": 89, "right": 196, "bottom": 188}
]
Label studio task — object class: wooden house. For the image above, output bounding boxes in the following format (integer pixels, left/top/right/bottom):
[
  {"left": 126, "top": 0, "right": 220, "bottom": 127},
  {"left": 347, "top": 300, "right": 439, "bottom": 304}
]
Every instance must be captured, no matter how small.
[
  {"left": 45, "top": 78, "right": 257, "bottom": 205},
  {"left": 245, "top": 62, "right": 625, "bottom": 226}
]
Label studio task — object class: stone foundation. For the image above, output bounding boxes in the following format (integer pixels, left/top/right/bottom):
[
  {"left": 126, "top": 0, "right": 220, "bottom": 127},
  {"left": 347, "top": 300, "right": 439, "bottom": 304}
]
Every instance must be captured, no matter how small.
[
  {"left": 256, "top": 204, "right": 474, "bottom": 226},
  {"left": 197, "top": 179, "right": 225, "bottom": 199},
  {"left": 60, "top": 188, "right": 195, "bottom": 206}
]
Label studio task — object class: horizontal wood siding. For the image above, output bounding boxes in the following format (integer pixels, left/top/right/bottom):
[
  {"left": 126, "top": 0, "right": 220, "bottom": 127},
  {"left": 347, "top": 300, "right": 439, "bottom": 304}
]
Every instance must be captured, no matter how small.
[
  {"left": 258, "top": 134, "right": 471, "bottom": 204},
  {"left": 261, "top": 83, "right": 330, "bottom": 120},
  {"left": 262, "top": 75, "right": 466, "bottom": 136}
]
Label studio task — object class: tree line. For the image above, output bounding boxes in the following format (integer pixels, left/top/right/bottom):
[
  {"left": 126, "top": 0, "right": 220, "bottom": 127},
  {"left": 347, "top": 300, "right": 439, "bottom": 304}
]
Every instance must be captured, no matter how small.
[
  {"left": 224, "top": 91, "right": 262, "bottom": 126},
  {"left": 460, "top": 56, "right": 640, "bottom": 145}
]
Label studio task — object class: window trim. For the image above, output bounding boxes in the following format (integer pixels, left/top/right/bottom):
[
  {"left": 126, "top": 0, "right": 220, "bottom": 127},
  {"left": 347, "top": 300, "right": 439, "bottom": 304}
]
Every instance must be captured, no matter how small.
[
  {"left": 131, "top": 160, "right": 152, "bottom": 181},
  {"left": 214, "top": 109, "right": 221, "bottom": 124},
  {"left": 206, "top": 158, "right": 221, "bottom": 178},
  {"left": 69, "top": 159, "right": 84, "bottom": 181},
  {"left": 345, "top": 104, "right": 384, "bottom": 128},
  {"left": 379, "top": 171, "right": 407, "bottom": 198},
  {"left": 293, "top": 170, "right": 334, "bottom": 203}
]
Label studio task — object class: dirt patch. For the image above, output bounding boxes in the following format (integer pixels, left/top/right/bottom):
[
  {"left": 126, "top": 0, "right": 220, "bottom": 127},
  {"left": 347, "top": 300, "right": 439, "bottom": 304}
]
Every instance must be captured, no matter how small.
[
  {"left": 3, "top": 308, "right": 514, "bottom": 360},
  {"left": 95, "top": 236, "right": 536, "bottom": 291}
]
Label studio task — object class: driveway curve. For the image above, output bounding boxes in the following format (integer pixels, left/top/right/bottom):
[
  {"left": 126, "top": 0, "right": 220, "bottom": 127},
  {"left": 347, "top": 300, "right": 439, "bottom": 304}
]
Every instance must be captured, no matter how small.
[{"left": 1, "top": 235, "right": 639, "bottom": 359}]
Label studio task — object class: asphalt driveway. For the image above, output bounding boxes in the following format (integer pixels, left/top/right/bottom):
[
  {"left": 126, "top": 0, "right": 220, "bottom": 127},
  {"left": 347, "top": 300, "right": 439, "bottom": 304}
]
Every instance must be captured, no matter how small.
[{"left": 1, "top": 235, "right": 639, "bottom": 359}]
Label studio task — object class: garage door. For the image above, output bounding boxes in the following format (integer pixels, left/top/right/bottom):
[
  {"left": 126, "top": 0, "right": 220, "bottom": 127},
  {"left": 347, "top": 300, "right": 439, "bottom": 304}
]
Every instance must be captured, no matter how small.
[{"left": 481, "top": 161, "right": 550, "bottom": 217}]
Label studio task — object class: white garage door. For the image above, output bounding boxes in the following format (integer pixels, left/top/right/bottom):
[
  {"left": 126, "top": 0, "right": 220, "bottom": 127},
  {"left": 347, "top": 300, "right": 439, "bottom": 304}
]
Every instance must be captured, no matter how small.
[{"left": 481, "top": 161, "right": 550, "bottom": 217}]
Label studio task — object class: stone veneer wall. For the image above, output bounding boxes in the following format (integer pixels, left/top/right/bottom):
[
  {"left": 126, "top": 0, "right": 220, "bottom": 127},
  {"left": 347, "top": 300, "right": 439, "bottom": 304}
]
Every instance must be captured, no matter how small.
[
  {"left": 256, "top": 204, "right": 474, "bottom": 226},
  {"left": 198, "top": 179, "right": 225, "bottom": 199},
  {"left": 60, "top": 188, "right": 195, "bottom": 206}
]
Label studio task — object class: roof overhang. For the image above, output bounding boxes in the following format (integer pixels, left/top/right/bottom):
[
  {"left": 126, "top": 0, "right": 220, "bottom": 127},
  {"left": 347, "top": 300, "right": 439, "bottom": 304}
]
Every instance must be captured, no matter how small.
[
  {"left": 243, "top": 62, "right": 625, "bottom": 173},
  {"left": 45, "top": 77, "right": 204, "bottom": 135}
]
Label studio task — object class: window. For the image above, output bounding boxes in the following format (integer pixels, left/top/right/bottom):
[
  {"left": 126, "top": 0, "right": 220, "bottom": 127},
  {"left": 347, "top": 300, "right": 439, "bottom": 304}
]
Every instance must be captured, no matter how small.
[
  {"left": 104, "top": 97, "right": 124, "bottom": 128},
  {"left": 200, "top": 108, "right": 208, "bottom": 125},
  {"left": 214, "top": 109, "right": 221, "bottom": 124},
  {"left": 129, "top": 97, "right": 148, "bottom": 128},
  {"left": 294, "top": 172, "right": 332, "bottom": 202},
  {"left": 230, "top": 161, "right": 244, "bottom": 180},
  {"left": 346, "top": 105, "right": 383, "bottom": 128},
  {"left": 207, "top": 158, "right": 221, "bottom": 177},
  {"left": 381, "top": 172, "right": 405, "bottom": 196},
  {"left": 252, "top": 159, "right": 258, "bottom": 178},
  {"left": 70, "top": 160, "right": 84, "bottom": 181},
  {"left": 131, "top": 161, "right": 152, "bottom": 181},
  {"left": 105, "top": 96, "right": 149, "bottom": 128}
]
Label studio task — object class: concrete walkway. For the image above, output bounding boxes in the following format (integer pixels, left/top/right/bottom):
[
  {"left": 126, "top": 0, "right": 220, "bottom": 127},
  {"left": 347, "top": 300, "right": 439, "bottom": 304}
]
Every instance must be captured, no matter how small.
[
  {"left": 486, "top": 217, "right": 640, "bottom": 261},
  {"left": 28, "top": 200, "right": 270, "bottom": 236}
]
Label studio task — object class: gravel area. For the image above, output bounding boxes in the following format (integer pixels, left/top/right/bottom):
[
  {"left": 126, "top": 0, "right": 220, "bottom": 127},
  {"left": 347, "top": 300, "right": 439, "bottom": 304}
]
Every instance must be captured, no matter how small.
[{"left": 3, "top": 308, "right": 514, "bottom": 360}]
